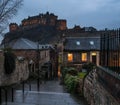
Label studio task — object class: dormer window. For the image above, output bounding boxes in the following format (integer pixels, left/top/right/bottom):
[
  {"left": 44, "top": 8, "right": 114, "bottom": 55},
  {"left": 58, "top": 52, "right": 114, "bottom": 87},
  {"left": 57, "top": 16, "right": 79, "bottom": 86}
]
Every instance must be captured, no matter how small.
[
  {"left": 76, "top": 41, "right": 80, "bottom": 45},
  {"left": 90, "top": 41, "right": 94, "bottom": 45}
]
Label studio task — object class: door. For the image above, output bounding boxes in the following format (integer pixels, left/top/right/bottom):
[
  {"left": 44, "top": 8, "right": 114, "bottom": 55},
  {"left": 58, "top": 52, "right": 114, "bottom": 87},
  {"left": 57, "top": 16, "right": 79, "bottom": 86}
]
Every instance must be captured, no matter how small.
[{"left": 92, "top": 55, "right": 96, "bottom": 65}]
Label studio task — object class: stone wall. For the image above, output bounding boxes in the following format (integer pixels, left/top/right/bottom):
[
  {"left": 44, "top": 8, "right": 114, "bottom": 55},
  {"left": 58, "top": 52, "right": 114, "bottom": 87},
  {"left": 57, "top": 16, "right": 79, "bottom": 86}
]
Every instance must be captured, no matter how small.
[
  {"left": 84, "top": 70, "right": 120, "bottom": 105},
  {"left": 0, "top": 54, "right": 29, "bottom": 86}
]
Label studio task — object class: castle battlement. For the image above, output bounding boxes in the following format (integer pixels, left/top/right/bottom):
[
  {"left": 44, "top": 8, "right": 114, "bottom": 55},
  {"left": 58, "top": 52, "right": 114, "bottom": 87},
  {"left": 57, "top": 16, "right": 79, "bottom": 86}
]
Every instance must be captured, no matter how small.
[{"left": 9, "top": 12, "right": 67, "bottom": 32}]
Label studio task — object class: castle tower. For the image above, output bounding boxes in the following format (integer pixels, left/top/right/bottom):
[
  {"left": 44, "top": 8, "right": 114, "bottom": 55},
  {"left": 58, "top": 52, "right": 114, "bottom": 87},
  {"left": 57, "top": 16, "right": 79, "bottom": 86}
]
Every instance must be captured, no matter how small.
[
  {"left": 9, "top": 23, "right": 19, "bottom": 32},
  {"left": 56, "top": 20, "right": 67, "bottom": 30},
  {"left": 45, "top": 12, "right": 58, "bottom": 26}
]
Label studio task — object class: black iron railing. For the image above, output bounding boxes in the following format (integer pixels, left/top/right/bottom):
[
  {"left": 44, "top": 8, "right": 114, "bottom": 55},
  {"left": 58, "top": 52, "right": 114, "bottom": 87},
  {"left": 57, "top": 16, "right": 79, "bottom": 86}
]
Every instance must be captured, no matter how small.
[
  {"left": 97, "top": 66, "right": 120, "bottom": 102},
  {"left": 100, "top": 29, "right": 120, "bottom": 73}
]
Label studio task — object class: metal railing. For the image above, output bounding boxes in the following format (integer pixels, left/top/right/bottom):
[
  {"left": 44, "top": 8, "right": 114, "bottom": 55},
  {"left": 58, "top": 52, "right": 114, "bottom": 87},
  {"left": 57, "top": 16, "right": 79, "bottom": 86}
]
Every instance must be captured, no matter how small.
[{"left": 100, "top": 29, "right": 120, "bottom": 73}]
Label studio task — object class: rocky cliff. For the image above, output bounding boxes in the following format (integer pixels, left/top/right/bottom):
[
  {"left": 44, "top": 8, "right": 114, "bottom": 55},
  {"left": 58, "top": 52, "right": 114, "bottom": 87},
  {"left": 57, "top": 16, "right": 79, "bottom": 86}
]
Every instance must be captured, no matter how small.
[{"left": 3, "top": 25, "right": 60, "bottom": 45}]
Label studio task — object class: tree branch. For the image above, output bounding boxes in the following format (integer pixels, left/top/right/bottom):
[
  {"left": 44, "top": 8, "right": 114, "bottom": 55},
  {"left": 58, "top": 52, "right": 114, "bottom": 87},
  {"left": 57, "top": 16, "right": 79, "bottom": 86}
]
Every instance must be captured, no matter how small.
[{"left": 0, "top": 0, "right": 23, "bottom": 34}]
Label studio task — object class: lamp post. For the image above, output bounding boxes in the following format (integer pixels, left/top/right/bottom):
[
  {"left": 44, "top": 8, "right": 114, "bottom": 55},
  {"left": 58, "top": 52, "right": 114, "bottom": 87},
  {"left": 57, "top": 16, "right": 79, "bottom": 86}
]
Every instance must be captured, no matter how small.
[
  {"left": 37, "top": 41, "right": 40, "bottom": 91},
  {"left": 62, "top": 33, "right": 65, "bottom": 66}
]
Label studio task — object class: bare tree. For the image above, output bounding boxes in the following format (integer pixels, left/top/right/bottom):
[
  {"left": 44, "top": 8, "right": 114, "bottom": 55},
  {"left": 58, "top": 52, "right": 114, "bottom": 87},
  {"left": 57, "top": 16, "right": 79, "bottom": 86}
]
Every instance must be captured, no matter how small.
[{"left": 0, "top": 0, "right": 23, "bottom": 34}]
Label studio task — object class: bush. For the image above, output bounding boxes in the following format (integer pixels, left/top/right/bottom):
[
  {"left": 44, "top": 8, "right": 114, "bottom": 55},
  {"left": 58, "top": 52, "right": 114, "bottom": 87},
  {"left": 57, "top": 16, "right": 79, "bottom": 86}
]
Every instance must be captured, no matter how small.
[
  {"left": 62, "top": 67, "right": 88, "bottom": 94},
  {"left": 67, "top": 67, "right": 78, "bottom": 76},
  {"left": 61, "top": 67, "right": 78, "bottom": 79},
  {"left": 78, "top": 72, "right": 87, "bottom": 79},
  {"left": 82, "top": 62, "right": 96, "bottom": 72},
  {"left": 64, "top": 74, "right": 80, "bottom": 93},
  {"left": 61, "top": 67, "right": 69, "bottom": 79}
]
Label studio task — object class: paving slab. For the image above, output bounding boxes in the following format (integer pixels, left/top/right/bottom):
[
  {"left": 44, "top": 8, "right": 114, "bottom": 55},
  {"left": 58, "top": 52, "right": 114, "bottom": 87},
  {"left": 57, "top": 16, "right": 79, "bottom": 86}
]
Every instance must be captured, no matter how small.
[
  {"left": 1, "top": 80, "right": 88, "bottom": 105},
  {"left": 2, "top": 102, "right": 36, "bottom": 105}
]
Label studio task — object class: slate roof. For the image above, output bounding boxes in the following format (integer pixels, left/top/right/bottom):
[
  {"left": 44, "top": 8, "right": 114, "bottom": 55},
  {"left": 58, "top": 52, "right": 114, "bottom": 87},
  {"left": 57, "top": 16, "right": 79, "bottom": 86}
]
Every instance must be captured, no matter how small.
[
  {"left": 12, "top": 38, "right": 37, "bottom": 49},
  {"left": 0, "top": 38, "right": 53, "bottom": 50},
  {"left": 64, "top": 37, "right": 100, "bottom": 51}
]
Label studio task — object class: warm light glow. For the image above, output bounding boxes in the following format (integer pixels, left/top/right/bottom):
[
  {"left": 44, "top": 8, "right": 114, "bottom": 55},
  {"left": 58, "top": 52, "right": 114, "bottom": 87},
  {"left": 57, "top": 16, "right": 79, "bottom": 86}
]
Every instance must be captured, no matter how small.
[
  {"left": 92, "top": 52, "right": 96, "bottom": 56},
  {"left": 68, "top": 53, "right": 73, "bottom": 61},
  {"left": 82, "top": 53, "right": 87, "bottom": 61},
  {"left": 58, "top": 66, "right": 61, "bottom": 79}
]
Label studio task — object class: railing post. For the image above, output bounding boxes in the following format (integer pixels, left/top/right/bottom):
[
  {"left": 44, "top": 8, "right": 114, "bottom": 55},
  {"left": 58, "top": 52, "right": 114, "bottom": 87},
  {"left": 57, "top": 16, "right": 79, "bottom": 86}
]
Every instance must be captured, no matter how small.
[
  {"left": 11, "top": 88, "right": 14, "bottom": 102},
  {"left": 5, "top": 89, "right": 7, "bottom": 105},
  {"left": 22, "top": 81, "right": 24, "bottom": 94},
  {"left": 0, "top": 87, "right": 2, "bottom": 104},
  {"left": 37, "top": 76, "right": 40, "bottom": 91},
  {"left": 29, "top": 80, "right": 31, "bottom": 91}
]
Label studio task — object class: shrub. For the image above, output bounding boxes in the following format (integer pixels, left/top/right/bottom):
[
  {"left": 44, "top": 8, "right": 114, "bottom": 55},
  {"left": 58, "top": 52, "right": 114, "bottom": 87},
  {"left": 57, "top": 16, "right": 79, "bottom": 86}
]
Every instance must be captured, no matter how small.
[
  {"left": 61, "top": 67, "right": 69, "bottom": 79},
  {"left": 78, "top": 72, "right": 87, "bottom": 79},
  {"left": 67, "top": 67, "right": 78, "bottom": 76},
  {"left": 64, "top": 74, "right": 80, "bottom": 93},
  {"left": 61, "top": 67, "right": 78, "bottom": 78},
  {"left": 82, "top": 62, "right": 96, "bottom": 72}
]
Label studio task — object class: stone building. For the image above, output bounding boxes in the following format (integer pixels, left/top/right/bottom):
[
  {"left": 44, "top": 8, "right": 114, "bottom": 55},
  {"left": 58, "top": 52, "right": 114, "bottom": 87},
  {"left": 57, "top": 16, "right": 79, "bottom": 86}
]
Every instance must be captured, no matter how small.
[
  {"left": 9, "top": 23, "right": 19, "bottom": 32},
  {"left": 0, "top": 38, "right": 58, "bottom": 79},
  {"left": 9, "top": 12, "right": 67, "bottom": 32},
  {"left": 56, "top": 20, "right": 67, "bottom": 30},
  {"left": 62, "top": 36, "right": 100, "bottom": 70}
]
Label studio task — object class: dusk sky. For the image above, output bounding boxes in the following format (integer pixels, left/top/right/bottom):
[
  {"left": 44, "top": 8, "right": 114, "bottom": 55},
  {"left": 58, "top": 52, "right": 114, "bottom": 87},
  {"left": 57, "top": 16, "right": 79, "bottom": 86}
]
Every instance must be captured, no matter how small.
[
  {"left": 0, "top": 0, "right": 120, "bottom": 44},
  {"left": 9, "top": 0, "right": 120, "bottom": 30}
]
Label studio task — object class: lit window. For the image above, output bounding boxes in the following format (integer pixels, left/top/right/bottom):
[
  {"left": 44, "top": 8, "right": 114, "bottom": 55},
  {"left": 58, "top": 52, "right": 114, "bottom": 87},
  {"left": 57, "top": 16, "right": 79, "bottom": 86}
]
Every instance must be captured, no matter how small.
[
  {"left": 68, "top": 53, "right": 73, "bottom": 61},
  {"left": 82, "top": 53, "right": 87, "bottom": 61}
]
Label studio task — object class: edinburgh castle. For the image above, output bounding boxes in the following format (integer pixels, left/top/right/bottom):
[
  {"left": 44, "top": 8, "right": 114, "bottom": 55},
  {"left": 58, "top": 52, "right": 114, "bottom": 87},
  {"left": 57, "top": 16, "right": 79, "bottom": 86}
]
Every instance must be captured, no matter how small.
[
  {"left": 9, "top": 12, "right": 67, "bottom": 32},
  {"left": 4, "top": 12, "right": 100, "bottom": 45}
]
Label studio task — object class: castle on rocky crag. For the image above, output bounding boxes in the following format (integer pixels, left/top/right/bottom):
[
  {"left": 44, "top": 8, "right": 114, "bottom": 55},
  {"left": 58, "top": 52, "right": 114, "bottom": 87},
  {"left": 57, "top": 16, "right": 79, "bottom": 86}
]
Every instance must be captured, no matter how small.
[{"left": 9, "top": 12, "right": 67, "bottom": 32}]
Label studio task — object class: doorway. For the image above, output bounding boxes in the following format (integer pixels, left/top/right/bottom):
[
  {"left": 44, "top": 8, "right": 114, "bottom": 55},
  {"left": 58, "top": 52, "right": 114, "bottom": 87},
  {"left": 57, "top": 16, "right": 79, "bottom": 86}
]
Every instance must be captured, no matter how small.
[
  {"left": 91, "top": 52, "right": 97, "bottom": 65},
  {"left": 92, "top": 55, "right": 96, "bottom": 64}
]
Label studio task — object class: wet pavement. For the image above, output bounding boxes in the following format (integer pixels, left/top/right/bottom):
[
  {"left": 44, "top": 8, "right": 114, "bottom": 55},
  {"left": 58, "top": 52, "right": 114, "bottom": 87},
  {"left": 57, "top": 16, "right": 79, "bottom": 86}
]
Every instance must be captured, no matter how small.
[{"left": 1, "top": 80, "right": 88, "bottom": 105}]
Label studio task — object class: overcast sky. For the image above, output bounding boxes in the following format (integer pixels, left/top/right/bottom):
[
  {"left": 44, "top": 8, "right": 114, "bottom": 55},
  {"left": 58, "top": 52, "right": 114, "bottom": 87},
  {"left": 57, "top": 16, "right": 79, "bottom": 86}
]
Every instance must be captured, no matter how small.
[{"left": 10, "top": 0, "right": 120, "bottom": 30}]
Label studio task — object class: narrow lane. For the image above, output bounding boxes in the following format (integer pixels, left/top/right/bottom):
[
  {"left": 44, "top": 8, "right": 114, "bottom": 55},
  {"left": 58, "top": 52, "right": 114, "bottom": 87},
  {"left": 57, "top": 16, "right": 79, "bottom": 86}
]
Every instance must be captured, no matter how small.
[{"left": 2, "top": 80, "right": 88, "bottom": 105}]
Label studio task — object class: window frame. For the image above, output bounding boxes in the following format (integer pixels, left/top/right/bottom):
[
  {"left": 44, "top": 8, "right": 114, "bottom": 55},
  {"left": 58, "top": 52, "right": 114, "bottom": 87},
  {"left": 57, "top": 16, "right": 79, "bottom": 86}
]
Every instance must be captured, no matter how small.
[
  {"left": 81, "top": 52, "right": 87, "bottom": 62},
  {"left": 67, "top": 53, "right": 73, "bottom": 62}
]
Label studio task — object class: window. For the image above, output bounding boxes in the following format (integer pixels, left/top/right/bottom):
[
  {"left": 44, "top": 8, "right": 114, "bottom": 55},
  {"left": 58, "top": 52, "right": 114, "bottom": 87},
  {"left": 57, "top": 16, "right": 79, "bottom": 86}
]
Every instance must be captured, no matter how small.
[
  {"left": 90, "top": 41, "right": 94, "bottom": 45},
  {"left": 82, "top": 53, "right": 87, "bottom": 61},
  {"left": 68, "top": 53, "right": 73, "bottom": 62},
  {"left": 76, "top": 41, "right": 80, "bottom": 45}
]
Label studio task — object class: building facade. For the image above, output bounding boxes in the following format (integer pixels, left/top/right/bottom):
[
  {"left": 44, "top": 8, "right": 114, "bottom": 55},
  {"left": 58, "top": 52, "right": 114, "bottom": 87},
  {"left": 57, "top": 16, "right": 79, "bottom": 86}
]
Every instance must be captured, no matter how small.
[
  {"left": 62, "top": 37, "right": 100, "bottom": 70},
  {"left": 9, "top": 12, "right": 67, "bottom": 32},
  {"left": 1, "top": 38, "right": 58, "bottom": 79}
]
